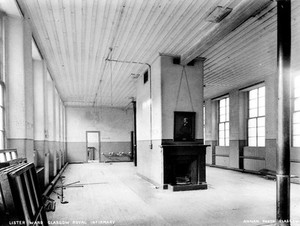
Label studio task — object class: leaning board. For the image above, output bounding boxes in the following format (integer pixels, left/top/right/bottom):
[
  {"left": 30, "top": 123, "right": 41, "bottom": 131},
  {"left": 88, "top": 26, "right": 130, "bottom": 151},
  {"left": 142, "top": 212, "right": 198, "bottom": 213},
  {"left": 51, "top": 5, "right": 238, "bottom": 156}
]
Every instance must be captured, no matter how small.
[{"left": 0, "top": 163, "right": 48, "bottom": 226}]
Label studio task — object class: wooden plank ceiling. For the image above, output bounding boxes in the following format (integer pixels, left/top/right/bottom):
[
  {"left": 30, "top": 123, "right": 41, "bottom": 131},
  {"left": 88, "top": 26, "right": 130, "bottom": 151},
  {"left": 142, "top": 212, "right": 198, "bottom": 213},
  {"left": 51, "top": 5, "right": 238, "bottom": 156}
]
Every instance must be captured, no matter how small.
[{"left": 15, "top": 0, "right": 287, "bottom": 107}]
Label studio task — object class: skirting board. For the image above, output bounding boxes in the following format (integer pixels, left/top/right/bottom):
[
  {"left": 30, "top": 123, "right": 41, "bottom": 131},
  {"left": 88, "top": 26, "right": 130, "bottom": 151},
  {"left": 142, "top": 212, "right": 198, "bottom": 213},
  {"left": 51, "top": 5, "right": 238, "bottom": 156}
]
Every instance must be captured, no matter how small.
[{"left": 168, "top": 183, "right": 208, "bottom": 192}]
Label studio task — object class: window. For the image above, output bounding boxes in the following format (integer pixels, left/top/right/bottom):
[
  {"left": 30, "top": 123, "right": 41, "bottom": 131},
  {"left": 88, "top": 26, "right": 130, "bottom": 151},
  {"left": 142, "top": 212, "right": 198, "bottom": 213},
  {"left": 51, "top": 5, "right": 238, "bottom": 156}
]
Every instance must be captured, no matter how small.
[
  {"left": 0, "top": 83, "right": 4, "bottom": 149},
  {"left": 218, "top": 97, "right": 229, "bottom": 146},
  {"left": 293, "top": 76, "right": 300, "bottom": 147},
  {"left": 0, "top": 83, "right": 5, "bottom": 162},
  {"left": 248, "top": 86, "right": 265, "bottom": 147},
  {"left": 0, "top": 17, "right": 5, "bottom": 162}
]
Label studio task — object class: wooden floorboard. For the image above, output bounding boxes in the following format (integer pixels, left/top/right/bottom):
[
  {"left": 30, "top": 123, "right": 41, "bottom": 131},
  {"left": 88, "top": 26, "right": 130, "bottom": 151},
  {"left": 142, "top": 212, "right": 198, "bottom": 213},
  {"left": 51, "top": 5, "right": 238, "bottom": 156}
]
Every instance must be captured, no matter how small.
[{"left": 46, "top": 163, "right": 300, "bottom": 226}]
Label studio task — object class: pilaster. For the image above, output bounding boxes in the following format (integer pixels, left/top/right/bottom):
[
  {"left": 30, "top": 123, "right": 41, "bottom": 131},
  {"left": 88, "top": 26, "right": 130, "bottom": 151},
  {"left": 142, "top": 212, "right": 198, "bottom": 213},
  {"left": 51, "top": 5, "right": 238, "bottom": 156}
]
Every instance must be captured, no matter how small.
[{"left": 6, "top": 16, "right": 34, "bottom": 163}]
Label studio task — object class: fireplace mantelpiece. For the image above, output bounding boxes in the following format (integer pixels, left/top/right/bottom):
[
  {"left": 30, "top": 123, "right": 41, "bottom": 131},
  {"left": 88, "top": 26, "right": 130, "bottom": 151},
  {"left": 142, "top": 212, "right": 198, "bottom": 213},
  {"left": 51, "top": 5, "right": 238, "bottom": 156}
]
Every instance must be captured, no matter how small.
[{"left": 161, "top": 143, "right": 208, "bottom": 191}]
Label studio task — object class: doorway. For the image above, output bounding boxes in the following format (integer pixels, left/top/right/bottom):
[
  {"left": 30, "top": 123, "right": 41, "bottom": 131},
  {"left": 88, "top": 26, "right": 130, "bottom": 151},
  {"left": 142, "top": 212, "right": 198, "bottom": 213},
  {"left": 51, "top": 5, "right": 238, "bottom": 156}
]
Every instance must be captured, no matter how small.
[{"left": 86, "top": 131, "right": 101, "bottom": 163}]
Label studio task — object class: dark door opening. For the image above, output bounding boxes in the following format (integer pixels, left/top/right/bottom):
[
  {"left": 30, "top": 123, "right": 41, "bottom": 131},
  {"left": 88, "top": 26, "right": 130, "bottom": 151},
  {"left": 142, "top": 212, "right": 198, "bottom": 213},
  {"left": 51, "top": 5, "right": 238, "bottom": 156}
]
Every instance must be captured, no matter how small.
[{"left": 86, "top": 131, "right": 101, "bottom": 163}]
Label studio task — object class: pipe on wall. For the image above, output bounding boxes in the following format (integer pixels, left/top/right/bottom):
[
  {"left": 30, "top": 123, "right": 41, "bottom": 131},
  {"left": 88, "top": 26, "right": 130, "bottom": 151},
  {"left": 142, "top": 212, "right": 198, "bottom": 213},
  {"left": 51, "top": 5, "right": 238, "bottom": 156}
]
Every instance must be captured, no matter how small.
[
  {"left": 105, "top": 59, "right": 154, "bottom": 151},
  {"left": 43, "top": 162, "right": 68, "bottom": 197},
  {"left": 132, "top": 100, "right": 137, "bottom": 166},
  {"left": 146, "top": 63, "right": 153, "bottom": 150}
]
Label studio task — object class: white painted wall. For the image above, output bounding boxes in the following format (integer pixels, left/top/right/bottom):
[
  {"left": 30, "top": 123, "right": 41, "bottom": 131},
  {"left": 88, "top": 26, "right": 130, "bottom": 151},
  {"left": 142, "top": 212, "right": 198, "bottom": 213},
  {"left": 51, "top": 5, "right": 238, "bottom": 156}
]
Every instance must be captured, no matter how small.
[
  {"left": 62, "top": 105, "right": 66, "bottom": 143},
  {"left": 151, "top": 57, "right": 162, "bottom": 141},
  {"left": 136, "top": 55, "right": 205, "bottom": 186},
  {"left": 66, "top": 106, "right": 133, "bottom": 142},
  {"left": 54, "top": 89, "right": 60, "bottom": 142},
  {"left": 5, "top": 16, "right": 35, "bottom": 162},
  {"left": 136, "top": 57, "right": 163, "bottom": 186},
  {"left": 60, "top": 100, "right": 63, "bottom": 144},
  {"left": 47, "top": 72, "right": 55, "bottom": 141},
  {"left": 33, "top": 59, "right": 45, "bottom": 141},
  {"left": 43, "top": 62, "right": 49, "bottom": 140},
  {"left": 136, "top": 75, "right": 151, "bottom": 142},
  {"left": 161, "top": 55, "right": 204, "bottom": 140},
  {"left": 24, "top": 19, "right": 34, "bottom": 140},
  {"left": 6, "top": 16, "right": 27, "bottom": 139}
]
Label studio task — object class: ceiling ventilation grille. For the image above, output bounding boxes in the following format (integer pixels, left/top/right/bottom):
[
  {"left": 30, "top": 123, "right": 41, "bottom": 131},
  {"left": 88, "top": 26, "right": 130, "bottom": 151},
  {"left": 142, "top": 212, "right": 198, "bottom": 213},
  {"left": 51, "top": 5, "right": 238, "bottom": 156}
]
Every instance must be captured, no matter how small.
[
  {"left": 130, "top": 73, "right": 140, "bottom": 79},
  {"left": 206, "top": 6, "right": 232, "bottom": 23}
]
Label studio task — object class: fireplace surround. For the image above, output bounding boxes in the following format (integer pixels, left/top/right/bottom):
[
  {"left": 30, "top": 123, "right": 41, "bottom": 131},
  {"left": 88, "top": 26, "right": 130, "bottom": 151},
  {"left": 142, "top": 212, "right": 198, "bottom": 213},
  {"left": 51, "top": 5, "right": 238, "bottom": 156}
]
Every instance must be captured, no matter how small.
[{"left": 162, "top": 142, "right": 208, "bottom": 191}]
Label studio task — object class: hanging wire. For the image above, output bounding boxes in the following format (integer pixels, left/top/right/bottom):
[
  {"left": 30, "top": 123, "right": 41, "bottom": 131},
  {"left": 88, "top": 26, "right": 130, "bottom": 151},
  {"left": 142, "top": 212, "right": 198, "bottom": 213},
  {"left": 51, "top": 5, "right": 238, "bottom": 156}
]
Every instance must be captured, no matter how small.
[
  {"left": 175, "top": 66, "right": 194, "bottom": 112},
  {"left": 91, "top": 2, "right": 127, "bottom": 124},
  {"left": 93, "top": 1, "right": 126, "bottom": 108},
  {"left": 92, "top": 48, "right": 113, "bottom": 107},
  {"left": 110, "top": 55, "right": 113, "bottom": 106},
  {"left": 100, "top": 80, "right": 103, "bottom": 120},
  {"left": 91, "top": 49, "right": 113, "bottom": 125},
  {"left": 175, "top": 66, "right": 185, "bottom": 110},
  {"left": 184, "top": 67, "right": 195, "bottom": 112}
]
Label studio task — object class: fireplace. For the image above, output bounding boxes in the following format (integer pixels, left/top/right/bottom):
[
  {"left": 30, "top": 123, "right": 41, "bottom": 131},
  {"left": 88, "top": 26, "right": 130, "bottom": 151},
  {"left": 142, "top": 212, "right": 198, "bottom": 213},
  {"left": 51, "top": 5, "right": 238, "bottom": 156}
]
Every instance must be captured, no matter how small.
[{"left": 162, "top": 142, "right": 208, "bottom": 191}]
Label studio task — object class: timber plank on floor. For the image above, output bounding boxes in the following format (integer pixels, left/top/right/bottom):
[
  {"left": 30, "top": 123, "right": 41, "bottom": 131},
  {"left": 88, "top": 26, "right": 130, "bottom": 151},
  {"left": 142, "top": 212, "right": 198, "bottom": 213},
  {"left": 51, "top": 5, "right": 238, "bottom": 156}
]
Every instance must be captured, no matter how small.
[{"left": 46, "top": 163, "right": 300, "bottom": 226}]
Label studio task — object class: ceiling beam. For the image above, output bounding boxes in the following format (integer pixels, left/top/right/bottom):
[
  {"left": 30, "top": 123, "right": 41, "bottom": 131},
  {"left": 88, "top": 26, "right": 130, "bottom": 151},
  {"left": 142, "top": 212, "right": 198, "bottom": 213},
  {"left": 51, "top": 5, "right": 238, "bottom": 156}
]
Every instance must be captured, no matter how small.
[{"left": 180, "top": 0, "right": 273, "bottom": 65}]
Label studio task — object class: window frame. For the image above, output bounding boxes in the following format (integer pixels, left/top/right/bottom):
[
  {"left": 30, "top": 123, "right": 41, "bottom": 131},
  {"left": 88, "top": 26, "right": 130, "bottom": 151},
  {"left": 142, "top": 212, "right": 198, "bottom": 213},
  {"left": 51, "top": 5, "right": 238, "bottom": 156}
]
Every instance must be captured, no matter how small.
[
  {"left": 0, "top": 82, "right": 5, "bottom": 149},
  {"left": 203, "top": 104, "right": 205, "bottom": 143},
  {"left": 247, "top": 86, "right": 265, "bottom": 147},
  {"left": 0, "top": 16, "right": 6, "bottom": 157},
  {"left": 292, "top": 75, "right": 300, "bottom": 147},
  {"left": 218, "top": 97, "right": 229, "bottom": 146}
]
